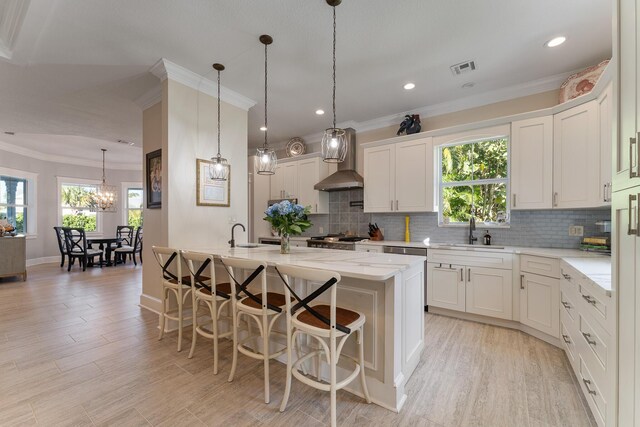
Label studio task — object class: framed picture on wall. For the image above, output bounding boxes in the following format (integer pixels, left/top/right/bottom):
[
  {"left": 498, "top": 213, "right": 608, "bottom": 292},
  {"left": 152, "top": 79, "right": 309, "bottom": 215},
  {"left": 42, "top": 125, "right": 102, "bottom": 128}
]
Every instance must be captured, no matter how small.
[
  {"left": 196, "top": 158, "right": 230, "bottom": 207},
  {"left": 146, "top": 149, "right": 162, "bottom": 209}
]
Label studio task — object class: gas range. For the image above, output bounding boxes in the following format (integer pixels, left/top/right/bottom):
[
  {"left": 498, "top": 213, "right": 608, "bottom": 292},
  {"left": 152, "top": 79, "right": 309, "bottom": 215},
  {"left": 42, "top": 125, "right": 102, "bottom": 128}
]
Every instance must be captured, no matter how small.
[{"left": 307, "top": 234, "right": 369, "bottom": 250}]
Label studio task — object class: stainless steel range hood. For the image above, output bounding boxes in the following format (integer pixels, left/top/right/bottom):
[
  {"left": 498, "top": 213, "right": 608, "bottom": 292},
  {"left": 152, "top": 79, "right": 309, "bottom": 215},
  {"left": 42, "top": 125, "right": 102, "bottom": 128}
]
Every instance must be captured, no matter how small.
[{"left": 314, "top": 128, "right": 364, "bottom": 191}]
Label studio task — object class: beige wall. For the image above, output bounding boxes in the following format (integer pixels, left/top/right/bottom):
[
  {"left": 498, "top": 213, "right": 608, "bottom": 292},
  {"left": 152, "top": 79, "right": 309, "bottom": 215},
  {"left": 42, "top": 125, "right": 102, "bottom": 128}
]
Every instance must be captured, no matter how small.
[{"left": 141, "top": 79, "right": 249, "bottom": 311}]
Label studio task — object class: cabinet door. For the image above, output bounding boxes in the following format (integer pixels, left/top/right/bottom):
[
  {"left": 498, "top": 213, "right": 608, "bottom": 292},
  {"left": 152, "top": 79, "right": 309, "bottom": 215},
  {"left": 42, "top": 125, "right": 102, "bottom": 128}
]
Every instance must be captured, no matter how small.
[
  {"left": 270, "top": 165, "right": 284, "bottom": 199},
  {"left": 364, "top": 145, "right": 395, "bottom": 212},
  {"left": 553, "top": 101, "right": 601, "bottom": 208},
  {"left": 519, "top": 272, "right": 560, "bottom": 338},
  {"left": 466, "top": 267, "right": 513, "bottom": 320},
  {"left": 426, "top": 263, "right": 465, "bottom": 312},
  {"left": 395, "top": 137, "right": 434, "bottom": 212},
  {"left": 282, "top": 163, "right": 298, "bottom": 198},
  {"left": 511, "top": 116, "right": 553, "bottom": 209},
  {"left": 598, "top": 82, "right": 613, "bottom": 204},
  {"left": 613, "top": 187, "right": 639, "bottom": 426},
  {"left": 297, "top": 158, "right": 319, "bottom": 212}
]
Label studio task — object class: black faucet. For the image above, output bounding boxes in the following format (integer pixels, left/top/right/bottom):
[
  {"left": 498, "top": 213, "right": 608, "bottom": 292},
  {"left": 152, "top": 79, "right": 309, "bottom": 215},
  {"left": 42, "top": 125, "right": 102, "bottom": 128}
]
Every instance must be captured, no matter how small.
[
  {"left": 468, "top": 212, "right": 477, "bottom": 245},
  {"left": 229, "top": 223, "right": 246, "bottom": 248}
]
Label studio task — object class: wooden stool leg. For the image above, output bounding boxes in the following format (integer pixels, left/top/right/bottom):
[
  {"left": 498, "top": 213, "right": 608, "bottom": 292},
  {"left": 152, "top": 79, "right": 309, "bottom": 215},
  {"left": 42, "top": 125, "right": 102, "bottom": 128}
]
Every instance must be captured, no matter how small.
[
  {"left": 279, "top": 328, "right": 294, "bottom": 412},
  {"left": 159, "top": 287, "right": 167, "bottom": 340},
  {"left": 212, "top": 301, "right": 219, "bottom": 375},
  {"left": 330, "top": 335, "right": 337, "bottom": 427},
  {"left": 228, "top": 311, "right": 240, "bottom": 382},
  {"left": 177, "top": 289, "right": 183, "bottom": 352},
  {"left": 358, "top": 328, "right": 371, "bottom": 403},
  {"left": 263, "top": 314, "right": 270, "bottom": 404},
  {"left": 188, "top": 296, "right": 198, "bottom": 359}
]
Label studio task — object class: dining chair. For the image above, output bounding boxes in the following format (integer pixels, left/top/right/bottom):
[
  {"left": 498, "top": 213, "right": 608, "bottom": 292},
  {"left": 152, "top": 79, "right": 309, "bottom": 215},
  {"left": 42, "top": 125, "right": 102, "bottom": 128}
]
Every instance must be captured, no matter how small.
[
  {"left": 63, "top": 227, "right": 104, "bottom": 272},
  {"left": 114, "top": 227, "right": 143, "bottom": 265},
  {"left": 275, "top": 264, "right": 370, "bottom": 427},
  {"left": 53, "top": 226, "right": 67, "bottom": 268}
]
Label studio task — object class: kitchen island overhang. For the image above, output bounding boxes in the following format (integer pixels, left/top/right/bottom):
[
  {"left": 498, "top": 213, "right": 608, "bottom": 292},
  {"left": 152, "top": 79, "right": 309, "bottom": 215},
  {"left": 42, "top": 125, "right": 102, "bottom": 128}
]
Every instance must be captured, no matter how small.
[{"left": 181, "top": 245, "right": 425, "bottom": 412}]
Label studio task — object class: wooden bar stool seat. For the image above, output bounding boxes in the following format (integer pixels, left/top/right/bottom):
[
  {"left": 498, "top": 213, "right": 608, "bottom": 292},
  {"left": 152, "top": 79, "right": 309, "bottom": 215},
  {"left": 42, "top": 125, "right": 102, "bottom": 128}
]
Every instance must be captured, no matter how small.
[{"left": 295, "top": 304, "right": 364, "bottom": 333}]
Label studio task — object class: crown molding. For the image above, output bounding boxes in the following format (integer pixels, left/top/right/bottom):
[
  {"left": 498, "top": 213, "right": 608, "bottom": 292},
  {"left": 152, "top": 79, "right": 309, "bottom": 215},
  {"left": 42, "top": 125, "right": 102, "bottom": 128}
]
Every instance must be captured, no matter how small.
[
  {"left": 149, "top": 58, "right": 257, "bottom": 111},
  {"left": 0, "top": 0, "right": 31, "bottom": 61},
  {"left": 134, "top": 85, "right": 162, "bottom": 110},
  {"left": 0, "top": 140, "right": 142, "bottom": 171}
]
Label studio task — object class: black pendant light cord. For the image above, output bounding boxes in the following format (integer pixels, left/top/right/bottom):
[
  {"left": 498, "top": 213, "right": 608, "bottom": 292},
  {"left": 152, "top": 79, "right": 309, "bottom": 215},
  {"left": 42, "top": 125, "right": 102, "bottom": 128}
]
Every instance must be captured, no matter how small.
[
  {"left": 263, "top": 41, "right": 268, "bottom": 150},
  {"left": 217, "top": 68, "right": 221, "bottom": 158},
  {"left": 101, "top": 149, "right": 106, "bottom": 183},
  {"left": 332, "top": 5, "right": 337, "bottom": 130}
]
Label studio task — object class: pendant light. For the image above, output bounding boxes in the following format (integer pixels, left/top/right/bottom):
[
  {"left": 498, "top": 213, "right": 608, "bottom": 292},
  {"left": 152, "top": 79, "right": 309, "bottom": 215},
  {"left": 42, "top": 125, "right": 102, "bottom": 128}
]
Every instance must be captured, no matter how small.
[
  {"left": 256, "top": 34, "right": 277, "bottom": 175},
  {"left": 210, "top": 63, "right": 230, "bottom": 181},
  {"left": 91, "top": 149, "right": 117, "bottom": 212},
  {"left": 321, "top": 0, "right": 347, "bottom": 163}
]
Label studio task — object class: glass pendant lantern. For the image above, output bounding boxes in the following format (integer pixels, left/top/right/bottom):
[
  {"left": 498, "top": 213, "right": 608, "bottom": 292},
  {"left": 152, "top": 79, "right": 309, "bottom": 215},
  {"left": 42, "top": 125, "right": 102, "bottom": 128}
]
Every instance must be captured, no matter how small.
[
  {"left": 321, "top": 0, "right": 347, "bottom": 163},
  {"left": 91, "top": 149, "right": 117, "bottom": 212},
  {"left": 256, "top": 34, "right": 277, "bottom": 175},
  {"left": 210, "top": 63, "right": 229, "bottom": 181}
]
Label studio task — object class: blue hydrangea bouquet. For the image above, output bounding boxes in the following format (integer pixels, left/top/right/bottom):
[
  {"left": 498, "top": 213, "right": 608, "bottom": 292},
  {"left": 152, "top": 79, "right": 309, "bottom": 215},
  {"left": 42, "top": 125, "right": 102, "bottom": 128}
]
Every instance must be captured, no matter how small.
[{"left": 264, "top": 200, "right": 312, "bottom": 253}]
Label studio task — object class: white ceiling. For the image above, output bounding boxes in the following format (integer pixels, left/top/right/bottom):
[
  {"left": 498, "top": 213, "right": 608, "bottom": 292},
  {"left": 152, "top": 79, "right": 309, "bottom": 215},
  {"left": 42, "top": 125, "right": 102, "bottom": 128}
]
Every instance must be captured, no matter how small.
[{"left": 0, "top": 0, "right": 612, "bottom": 161}]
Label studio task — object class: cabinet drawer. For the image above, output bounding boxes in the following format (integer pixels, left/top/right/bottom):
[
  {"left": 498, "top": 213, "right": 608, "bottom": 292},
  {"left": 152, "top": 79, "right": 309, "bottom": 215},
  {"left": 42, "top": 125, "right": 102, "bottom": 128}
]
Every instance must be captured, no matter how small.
[
  {"left": 578, "top": 284, "right": 612, "bottom": 333},
  {"left": 520, "top": 255, "right": 560, "bottom": 278},
  {"left": 560, "top": 320, "right": 579, "bottom": 371},
  {"left": 579, "top": 356, "right": 607, "bottom": 427},
  {"left": 560, "top": 288, "right": 578, "bottom": 324},
  {"left": 428, "top": 249, "right": 512, "bottom": 269},
  {"left": 579, "top": 313, "right": 609, "bottom": 372},
  {"left": 354, "top": 244, "right": 384, "bottom": 253}
]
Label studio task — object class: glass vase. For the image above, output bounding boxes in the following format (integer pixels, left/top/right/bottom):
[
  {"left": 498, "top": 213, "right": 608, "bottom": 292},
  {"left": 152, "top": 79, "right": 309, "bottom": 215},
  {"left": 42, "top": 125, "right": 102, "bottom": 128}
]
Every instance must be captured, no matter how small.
[{"left": 280, "top": 234, "right": 290, "bottom": 254}]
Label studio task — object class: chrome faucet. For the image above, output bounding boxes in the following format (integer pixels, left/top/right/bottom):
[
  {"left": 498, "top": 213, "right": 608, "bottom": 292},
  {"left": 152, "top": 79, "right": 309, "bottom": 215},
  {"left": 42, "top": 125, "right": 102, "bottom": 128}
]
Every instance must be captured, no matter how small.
[
  {"left": 229, "top": 223, "right": 246, "bottom": 248},
  {"left": 468, "top": 209, "right": 478, "bottom": 245}
]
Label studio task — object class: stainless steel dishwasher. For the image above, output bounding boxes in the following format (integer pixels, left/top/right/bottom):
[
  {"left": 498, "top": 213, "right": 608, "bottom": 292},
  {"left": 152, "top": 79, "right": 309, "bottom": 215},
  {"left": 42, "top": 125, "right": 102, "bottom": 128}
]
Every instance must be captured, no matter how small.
[{"left": 383, "top": 245, "right": 428, "bottom": 310}]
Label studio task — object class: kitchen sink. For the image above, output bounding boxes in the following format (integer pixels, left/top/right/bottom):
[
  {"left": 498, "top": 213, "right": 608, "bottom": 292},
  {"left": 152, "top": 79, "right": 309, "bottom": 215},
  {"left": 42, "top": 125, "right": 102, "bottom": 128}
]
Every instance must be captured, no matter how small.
[
  {"left": 440, "top": 244, "right": 505, "bottom": 250},
  {"left": 236, "top": 244, "right": 260, "bottom": 248}
]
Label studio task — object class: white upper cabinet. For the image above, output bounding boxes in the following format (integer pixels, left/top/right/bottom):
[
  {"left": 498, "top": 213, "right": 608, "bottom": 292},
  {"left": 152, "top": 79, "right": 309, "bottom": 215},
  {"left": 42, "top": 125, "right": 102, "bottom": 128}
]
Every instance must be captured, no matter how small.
[
  {"left": 511, "top": 116, "right": 553, "bottom": 209},
  {"left": 553, "top": 100, "right": 601, "bottom": 208},
  {"left": 297, "top": 157, "right": 331, "bottom": 214},
  {"left": 270, "top": 165, "right": 285, "bottom": 199},
  {"left": 598, "top": 82, "right": 613, "bottom": 204},
  {"left": 364, "top": 136, "right": 433, "bottom": 213},
  {"left": 282, "top": 162, "right": 298, "bottom": 199},
  {"left": 364, "top": 144, "right": 395, "bottom": 212}
]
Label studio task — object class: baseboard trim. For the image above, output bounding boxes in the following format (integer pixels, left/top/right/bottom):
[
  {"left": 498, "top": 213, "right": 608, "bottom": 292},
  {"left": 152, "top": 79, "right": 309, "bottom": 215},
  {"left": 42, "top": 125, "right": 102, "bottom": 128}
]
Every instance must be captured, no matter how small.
[
  {"left": 428, "top": 307, "right": 561, "bottom": 348},
  {"left": 26, "top": 256, "right": 60, "bottom": 267},
  {"left": 139, "top": 293, "right": 162, "bottom": 314}
]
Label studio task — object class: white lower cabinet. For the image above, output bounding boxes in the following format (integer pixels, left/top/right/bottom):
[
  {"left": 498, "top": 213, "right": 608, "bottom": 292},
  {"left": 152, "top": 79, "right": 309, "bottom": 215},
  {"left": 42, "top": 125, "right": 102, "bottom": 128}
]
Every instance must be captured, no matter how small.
[
  {"left": 427, "top": 251, "right": 512, "bottom": 320},
  {"left": 519, "top": 272, "right": 560, "bottom": 338}
]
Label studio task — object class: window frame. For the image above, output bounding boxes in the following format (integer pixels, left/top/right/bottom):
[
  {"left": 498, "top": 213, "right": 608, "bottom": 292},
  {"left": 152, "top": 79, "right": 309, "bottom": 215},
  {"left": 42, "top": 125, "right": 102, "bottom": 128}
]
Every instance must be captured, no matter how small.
[
  {"left": 121, "top": 182, "right": 143, "bottom": 227},
  {"left": 0, "top": 167, "right": 38, "bottom": 237},
  {"left": 436, "top": 133, "right": 511, "bottom": 228},
  {"left": 57, "top": 176, "right": 103, "bottom": 236}
]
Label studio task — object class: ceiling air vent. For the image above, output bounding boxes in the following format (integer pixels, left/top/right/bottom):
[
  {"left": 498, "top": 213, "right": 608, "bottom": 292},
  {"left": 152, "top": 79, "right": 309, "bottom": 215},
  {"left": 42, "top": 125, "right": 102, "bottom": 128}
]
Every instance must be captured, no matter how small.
[{"left": 450, "top": 60, "right": 477, "bottom": 76}]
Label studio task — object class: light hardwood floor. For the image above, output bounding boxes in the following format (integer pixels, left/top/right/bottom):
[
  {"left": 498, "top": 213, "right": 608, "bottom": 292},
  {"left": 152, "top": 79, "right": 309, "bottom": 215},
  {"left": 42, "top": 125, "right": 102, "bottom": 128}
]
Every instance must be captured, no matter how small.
[{"left": 0, "top": 264, "right": 595, "bottom": 427}]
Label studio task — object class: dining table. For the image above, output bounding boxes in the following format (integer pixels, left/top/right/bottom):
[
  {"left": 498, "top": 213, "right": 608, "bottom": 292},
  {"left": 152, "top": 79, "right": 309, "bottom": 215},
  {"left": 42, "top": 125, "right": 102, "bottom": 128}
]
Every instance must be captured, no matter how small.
[{"left": 87, "top": 237, "right": 122, "bottom": 266}]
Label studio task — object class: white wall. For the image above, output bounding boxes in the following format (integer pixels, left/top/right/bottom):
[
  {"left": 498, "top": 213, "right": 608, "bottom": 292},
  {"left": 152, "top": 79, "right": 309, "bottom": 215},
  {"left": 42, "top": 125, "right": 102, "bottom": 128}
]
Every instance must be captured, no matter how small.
[{"left": 0, "top": 148, "right": 141, "bottom": 262}]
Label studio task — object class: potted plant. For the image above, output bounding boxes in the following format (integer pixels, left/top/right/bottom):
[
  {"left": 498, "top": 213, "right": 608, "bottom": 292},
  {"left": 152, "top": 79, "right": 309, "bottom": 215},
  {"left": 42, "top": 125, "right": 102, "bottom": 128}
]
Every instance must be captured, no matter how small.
[{"left": 264, "top": 200, "right": 312, "bottom": 254}]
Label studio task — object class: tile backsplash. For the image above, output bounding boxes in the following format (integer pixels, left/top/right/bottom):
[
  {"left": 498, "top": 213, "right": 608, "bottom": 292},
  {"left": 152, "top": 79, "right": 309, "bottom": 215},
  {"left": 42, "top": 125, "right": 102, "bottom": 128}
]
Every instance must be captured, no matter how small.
[{"left": 304, "top": 189, "right": 611, "bottom": 249}]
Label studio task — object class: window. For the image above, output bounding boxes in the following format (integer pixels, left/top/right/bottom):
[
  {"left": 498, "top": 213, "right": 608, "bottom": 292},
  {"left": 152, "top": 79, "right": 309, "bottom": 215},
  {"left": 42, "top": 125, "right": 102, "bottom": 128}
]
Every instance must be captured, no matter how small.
[
  {"left": 438, "top": 137, "right": 509, "bottom": 226},
  {"left": 0, "top": 168, "right": 37, "bottom": 236},
  {"left": 125, "top": 188, "right": 143, "bottom": 227},
  {"left": 59, "top": 179, "right": 100, "bottom": 233}
]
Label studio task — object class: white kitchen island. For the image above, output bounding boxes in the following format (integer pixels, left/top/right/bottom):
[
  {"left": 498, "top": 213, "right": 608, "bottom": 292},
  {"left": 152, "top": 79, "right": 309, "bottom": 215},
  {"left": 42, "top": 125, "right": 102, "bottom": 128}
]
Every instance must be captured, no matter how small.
[{"left": 185, "top": 244, "right": 425, "bottom": 412}]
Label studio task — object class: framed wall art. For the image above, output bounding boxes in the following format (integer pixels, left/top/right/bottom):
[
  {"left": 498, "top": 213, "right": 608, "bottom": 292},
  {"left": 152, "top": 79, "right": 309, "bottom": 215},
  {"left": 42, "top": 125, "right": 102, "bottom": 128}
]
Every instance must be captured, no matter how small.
[
  {"left": 146, "top": 149, "right": 162, "bottom": 209},
  {"left": 196, "top": 158, "right": 230, "bottom": 207}
]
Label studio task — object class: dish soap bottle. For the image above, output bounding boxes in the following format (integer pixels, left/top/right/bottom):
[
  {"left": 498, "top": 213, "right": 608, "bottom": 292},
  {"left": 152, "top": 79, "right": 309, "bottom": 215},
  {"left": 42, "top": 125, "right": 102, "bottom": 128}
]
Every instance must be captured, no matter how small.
[
  {"left": 483, "top": 230, "right": 492, "bottom": 246},
  {"left": 405, "top": 216, "right": 410, "bottom": 242}
]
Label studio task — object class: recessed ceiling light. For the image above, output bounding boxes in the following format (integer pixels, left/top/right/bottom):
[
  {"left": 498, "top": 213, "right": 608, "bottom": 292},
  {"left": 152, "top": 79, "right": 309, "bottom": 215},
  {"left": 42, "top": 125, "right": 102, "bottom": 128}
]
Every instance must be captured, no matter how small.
[
  {"left": 461, "top": 82, "right": 475, "bottom": 89},
  {"left": 117, "top": 139, "right": 135, "bottom": 146},
  {"left": 260, "top": 126, "right": 267, "bottom": 131},
  {"left": 403, "top": 82, "right": 416, "bottom": 90},
  {"left": 545, "top": 36, "right": 566, "bottom": 48},
  {"left": 315, "top": 109, "right": 325, "bottom": 115}
]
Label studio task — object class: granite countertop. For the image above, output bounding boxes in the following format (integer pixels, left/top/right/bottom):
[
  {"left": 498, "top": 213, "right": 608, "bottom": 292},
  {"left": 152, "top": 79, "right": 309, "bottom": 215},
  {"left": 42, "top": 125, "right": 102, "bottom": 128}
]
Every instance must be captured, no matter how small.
[
  {"left": 562, "top": 257, "right": 613, "bottom": 296},
  {"left": 186, "top": 245, "right": 425, "bottom": 281},
  {"left": 259, "top": 235, "right": 309, "bottom": 241}
]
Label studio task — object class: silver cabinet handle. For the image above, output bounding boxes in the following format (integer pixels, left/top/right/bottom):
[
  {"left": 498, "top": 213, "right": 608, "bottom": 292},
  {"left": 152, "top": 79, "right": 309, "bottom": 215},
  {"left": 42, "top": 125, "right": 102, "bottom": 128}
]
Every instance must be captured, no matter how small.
[
  {"left": 390, "top": 200, "right": 393, "bottom": 211},
  {"left": 460, "top": 268, "right": 463, "bottom": 282},
  {"left": 582, "top": 294, "right": 597, "bottom": 305},
  {"left": 631, "top": 136, "right": 638, "bottom": 178},
  {"left": 513, "top": 193, "right": 517, "bottom": 208},
  {"left": 582, "top": 332, "right": 597, "bottom": 346},
  {"left": 607, "top": 182, "right": 612, "bottom": 202},
  {"left": 315, "top": 203, "right": 318, "bottom": 213},
  {"left": 553, "top": 192, "right": 558, "bottom": 207},
  {"left": 603, "top": 184, "right": 607, "bottom": 202},
  {"left": 467, "top": 268, "right": 471, "bottom": 282},
  {"left": 629, "top": 194, "right": 638, "bottom": 235},
  {"left": 561, "top": 301, "right": 571, "bottom": 309},
  {"left": 562, "top": 273, "right": 571, "bottom": 280},
  {"left": 520, "top": 274, "right": 525, "bottom": 290},
  {"left": 582, "top": 378, "right": 597, "bottom": 395},
  {"left": 395, "top": 200, "right": 399, "bottom": 211},
  {"left": 562, "top": 334, "right": 571, "bottom": 344}
]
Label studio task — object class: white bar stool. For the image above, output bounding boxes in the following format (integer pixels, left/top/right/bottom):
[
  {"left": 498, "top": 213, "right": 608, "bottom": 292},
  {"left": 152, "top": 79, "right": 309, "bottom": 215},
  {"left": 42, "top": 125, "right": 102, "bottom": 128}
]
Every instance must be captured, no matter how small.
[
  {"left": 221, "top": 257, "right": 290, "bottom": 404},
  {"left": 153, "top": 246, "right": 195, "bottom": 352},
  {"left": 181, "top": 251, "right": 233, "bottom": 374},
  {"left": 276, "top": 264, "right": 371, "bottom": 427}
]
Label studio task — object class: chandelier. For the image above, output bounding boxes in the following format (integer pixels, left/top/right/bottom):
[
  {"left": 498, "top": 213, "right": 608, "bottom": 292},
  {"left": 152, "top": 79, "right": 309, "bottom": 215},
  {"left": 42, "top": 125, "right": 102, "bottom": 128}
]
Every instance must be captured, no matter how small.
[
  {"left": 321, "top": 0, "right": 347, "bottom": 163},
  {"left": 256, "top": 34, "right": 277, "bottom": 175},
  {"left": 210, "top": 63, "right": 230, "bottom": 181},
  {"left": 91, "top": 149, "right": 117, "bottom": 212}
]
